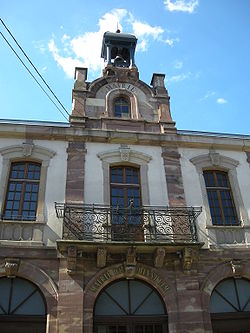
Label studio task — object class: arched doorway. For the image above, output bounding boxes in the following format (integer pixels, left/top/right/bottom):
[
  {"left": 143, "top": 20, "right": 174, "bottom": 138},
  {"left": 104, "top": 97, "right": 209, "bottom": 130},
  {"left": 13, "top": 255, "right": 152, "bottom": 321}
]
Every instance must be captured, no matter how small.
[
  {"left": 0, "top": 277, "right": 46, "bottom": 333},
  {"left": 94, "top": 279, "right": 168, "bottom": 333},
  {"left": 210, "top": 278, "right": 250, "bottom": 333}
]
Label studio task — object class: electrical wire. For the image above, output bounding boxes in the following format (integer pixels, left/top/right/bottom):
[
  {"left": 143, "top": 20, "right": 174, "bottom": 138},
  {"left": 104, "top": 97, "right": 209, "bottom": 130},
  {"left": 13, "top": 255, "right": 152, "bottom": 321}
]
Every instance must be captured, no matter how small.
[
  {"left": 0, "top": 31, "right": 69, "bottom": 122},
  {"left": 0, "top": 18, "right": 70, "bottom": 117}
]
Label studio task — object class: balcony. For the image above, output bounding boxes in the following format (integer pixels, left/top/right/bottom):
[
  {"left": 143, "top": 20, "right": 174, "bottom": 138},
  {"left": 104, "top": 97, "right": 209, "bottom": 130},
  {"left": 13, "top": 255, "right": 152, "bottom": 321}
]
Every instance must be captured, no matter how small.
[{"left": 55, "top": 203, "right": 202, "bottom": 244}]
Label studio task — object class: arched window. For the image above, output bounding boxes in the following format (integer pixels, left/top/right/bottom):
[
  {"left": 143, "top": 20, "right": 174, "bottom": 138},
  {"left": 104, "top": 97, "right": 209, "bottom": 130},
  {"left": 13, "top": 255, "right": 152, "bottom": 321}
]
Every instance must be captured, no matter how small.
[
  {"left": 94, "top": 279, "right": 168, "bottom": 333},
  {"left": 203, "top": 170, "right": 238, "bottom": 226},
  {"left": 3, "top": 162, "right": 41, "bottom": 221},
  {"left": 0, "top": 277, "right": 46, "bottom": 333},
  {"left": 210, "top": 278, "right": 250, "bottom": 333},
  {"left": 113, "top": 97, "right": 130, "bottom": 118}
]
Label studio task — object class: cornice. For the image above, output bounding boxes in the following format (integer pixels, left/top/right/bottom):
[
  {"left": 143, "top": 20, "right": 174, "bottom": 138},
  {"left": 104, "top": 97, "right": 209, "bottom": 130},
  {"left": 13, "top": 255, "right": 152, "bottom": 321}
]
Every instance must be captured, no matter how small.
[{"left": 0, "top": 123, "right": 250, "bottom": 152}]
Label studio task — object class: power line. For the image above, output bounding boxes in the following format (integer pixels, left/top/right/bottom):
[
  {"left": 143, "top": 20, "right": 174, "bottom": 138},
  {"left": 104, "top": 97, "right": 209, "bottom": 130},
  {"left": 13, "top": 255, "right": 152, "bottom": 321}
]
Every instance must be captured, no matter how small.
[
  {"left": 0, "top": 18, "right": 70, "bottom": 117},
  {"left": 0, "top": 31, "right": 69, "bottom": 122}
]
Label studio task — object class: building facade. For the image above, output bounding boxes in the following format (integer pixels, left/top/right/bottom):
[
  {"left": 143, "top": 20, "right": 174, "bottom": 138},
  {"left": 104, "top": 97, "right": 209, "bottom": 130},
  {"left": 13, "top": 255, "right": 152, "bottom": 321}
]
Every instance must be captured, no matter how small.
[{"left": 0, "top": 31, "right": 250, "bottom": 333}]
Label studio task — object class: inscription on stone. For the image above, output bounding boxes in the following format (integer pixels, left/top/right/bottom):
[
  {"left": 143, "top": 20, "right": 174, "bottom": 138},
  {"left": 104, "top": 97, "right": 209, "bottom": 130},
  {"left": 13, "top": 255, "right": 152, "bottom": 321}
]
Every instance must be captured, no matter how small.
[
  {"left": 89, "top": 264, "right": 169, "bottom": 293},
  {"left": 136, "top": 266, "right": 169, "bottom": 293},
  {"left": 105, "top": 83, "right": 137, "bottom": 93},
  {"left": 89, "top": 265, "right": 124, "bottom": 292}
]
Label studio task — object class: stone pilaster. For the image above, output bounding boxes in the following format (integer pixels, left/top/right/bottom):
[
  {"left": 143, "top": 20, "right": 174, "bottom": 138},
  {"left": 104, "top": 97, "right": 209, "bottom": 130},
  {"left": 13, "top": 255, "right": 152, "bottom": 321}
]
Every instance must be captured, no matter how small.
[
  {"left": 65, "top": 141, "right": 87, "bottom": 203},
  {"left": 161, "top": 145, "right": 186, "bottom": 206},
  {"left": 57, "top": 259, "right": 84, "bottom": 333}
]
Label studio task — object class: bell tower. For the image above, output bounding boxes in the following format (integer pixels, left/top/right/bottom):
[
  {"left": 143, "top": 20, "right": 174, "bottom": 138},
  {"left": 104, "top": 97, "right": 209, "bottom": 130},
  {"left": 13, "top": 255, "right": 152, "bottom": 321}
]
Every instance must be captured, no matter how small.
[{"left": 101, "top": 30, "right": 137, "bottom": 68}]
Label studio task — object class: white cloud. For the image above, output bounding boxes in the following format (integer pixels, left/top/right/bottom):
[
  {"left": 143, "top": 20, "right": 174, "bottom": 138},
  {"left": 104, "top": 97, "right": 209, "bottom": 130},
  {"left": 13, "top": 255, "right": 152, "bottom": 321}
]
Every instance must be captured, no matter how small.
[
  {"left": 164, "top": 0, "right": 198, "bottom": 13},
  {"left": 130, "top": 18, "right": 165, "bottom": 53},
  {"left": 131, "top": 20, "right": 164, "bottom": 40},
  {"left": 137, "top": 39, "right": 148, "bottom": 52},
  {"left": 217, "top": 98, "right": 228, "bottom": 104},
  {"left": 48, "top": 39, "right": 83, "bottom": 77},
  {"left": 33, "top": 40, "right": 46, "bottom": 54},
  {"left": 61, "top": 34, "right": 70, "bottom": 42},
  {"left": 48, "top": 8, "right": 179, "bottom": 78},
  {"left": 200, "top": 91, "right": 216, "bottom": 101},
  {"left": 165, "top": 37, "right": 180, "bottom": 47},
  {"left": 167, "top": 72, "right": 191, "bottom": 83},
  {"left": 48, "top": 9, "right": 127, "bottom": 78}
]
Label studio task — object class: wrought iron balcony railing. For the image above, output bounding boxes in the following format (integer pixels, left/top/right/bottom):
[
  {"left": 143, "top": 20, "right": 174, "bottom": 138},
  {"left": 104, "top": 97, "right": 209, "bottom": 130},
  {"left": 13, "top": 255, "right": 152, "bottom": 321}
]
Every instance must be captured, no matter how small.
[{"left": 55, "top": 203, "right": 202, "bottom": 243}]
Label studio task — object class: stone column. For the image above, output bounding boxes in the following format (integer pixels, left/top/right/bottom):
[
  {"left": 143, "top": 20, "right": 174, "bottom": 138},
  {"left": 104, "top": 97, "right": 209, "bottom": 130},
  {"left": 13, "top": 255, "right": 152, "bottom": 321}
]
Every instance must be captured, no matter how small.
[
  {"left": 161, "top": 145, "right": 186, "bottom": 206},
  {"left": 65, "top": 142, "right": 87, "bottom": 203}
]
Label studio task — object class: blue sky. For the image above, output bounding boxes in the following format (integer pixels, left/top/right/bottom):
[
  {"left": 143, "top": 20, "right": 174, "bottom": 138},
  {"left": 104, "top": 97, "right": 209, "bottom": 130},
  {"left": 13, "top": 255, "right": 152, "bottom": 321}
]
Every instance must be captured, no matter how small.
[{"left": 1, "top": 0, "right": 250, "bottom": 134}]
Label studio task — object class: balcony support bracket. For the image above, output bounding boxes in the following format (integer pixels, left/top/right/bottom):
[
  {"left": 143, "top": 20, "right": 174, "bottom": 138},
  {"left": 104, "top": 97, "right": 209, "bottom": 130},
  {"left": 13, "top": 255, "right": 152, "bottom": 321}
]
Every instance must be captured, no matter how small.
[
  {"left": 182, "top": 246, "right": 199, "bottom": 274},
  {"left": 67, "top": 246, "right": 77, "bottom": 274},
  {"left": 97, "top": 247, "right": 107, "bottom": 268},
  {"left": 154, "top": 247, "right": 166, "bottom": 268}
]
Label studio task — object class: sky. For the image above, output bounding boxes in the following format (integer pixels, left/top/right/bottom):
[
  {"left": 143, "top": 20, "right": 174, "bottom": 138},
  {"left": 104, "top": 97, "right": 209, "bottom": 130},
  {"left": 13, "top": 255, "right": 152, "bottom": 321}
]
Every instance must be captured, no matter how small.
[{"left": 1, "top": 0, "right": 250, "bottom": 134}]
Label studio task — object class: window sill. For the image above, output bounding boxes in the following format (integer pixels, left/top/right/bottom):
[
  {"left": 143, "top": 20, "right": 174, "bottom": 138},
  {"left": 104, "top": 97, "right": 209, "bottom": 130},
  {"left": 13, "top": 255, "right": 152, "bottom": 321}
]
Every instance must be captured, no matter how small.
[
  {"left": 206, "top": 225, "right": 244, "bottom": 229},
  {"left": 206, "top": 225, "right": 250, "bottom": 247},
  {"left": 0, "top": 240, "right": 44, "bottom": 247},
  {"left": 0, "top": 219, "right": 45, "bottom": 224}
]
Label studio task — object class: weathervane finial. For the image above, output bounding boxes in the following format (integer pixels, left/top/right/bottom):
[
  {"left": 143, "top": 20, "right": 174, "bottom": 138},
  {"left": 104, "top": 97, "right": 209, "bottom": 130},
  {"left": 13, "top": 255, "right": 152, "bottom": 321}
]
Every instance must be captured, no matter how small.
[{"left": 116, "top": 21, "right": 120, "bottom": 33}]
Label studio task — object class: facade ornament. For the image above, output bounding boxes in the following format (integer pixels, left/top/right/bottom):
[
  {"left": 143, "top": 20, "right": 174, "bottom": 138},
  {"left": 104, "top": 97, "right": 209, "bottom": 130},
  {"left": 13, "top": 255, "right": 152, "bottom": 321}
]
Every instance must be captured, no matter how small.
[
  {"left": 119, "top": 146, "right": 131, "bottom": 162},
  {"left": 67, "top": 246, "right": 77, "bottom": 274},
  {"left": 97, "top": 247, "right": 107, "bottom": 268},
  {"left": 230, "top": 259, "right": 243, "bottom": 278},
  {"left": 22, "top": 142, "right": 34, "bottom": 156},
  {"left": 125, "top": 247, "right": 137, "bottom": 279},
  {"left": 209, "top": 150, "right": 220, "bottom": 166},
  {"left": 182, "top": 247, "right": 199, "bottom": 274},
  {"left": 4, "top": 258, "right": 20, "bottom": 278},
  {"left": 154, "top": 247, "right": 165, "bottom": 268}
]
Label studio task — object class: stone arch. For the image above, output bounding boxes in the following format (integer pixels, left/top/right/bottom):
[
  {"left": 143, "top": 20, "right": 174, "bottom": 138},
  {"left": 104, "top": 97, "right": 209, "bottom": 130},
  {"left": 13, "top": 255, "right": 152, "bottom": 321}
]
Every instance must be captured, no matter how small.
[
  {"left": 88, "top": 76, "right": 154, "bottom": 98},
  {"left": 0, "top": 259, "right": 58, "bottom": 333},
  {"left": 200, "top": 260, "right": 250, "bottom": 332},
  {"left": 105, "top": 88, "right": 139, "bottom": 119},
  {"left": 83, "top": 263, "right": 177, "bottom": 333}
]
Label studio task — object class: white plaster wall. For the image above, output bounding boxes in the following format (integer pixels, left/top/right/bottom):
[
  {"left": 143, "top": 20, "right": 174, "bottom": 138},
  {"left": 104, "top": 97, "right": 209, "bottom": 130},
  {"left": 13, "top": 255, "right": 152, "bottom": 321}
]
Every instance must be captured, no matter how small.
[
  {"left": 0, "top": 138, "right": 24, "bottom": 178},
  {"left": 85, "top": 142, "right": 168, "bottom": 206},
  {"left": 33, "top": 140, "right": 68, "bottom": 245},
  {"left": 179, "top": 147, "right": 250, "bottom": 247}
]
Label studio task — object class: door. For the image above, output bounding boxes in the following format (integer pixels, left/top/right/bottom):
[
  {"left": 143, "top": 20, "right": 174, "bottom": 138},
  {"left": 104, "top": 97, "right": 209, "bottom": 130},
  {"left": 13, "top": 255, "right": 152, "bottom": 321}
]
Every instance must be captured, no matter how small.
[{"left": 110, "top": 166, "right": 143, "bottom": 241}]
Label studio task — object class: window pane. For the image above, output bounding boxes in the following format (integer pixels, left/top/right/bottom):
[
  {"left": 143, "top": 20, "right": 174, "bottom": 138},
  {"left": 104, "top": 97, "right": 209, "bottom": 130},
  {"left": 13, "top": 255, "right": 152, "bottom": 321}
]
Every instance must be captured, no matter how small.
[
  {"left": 114, "top": 97, "right": 129, "bottom": 118},
  {"left": 4, "top": 162, "right": 40, "bottom": 221},
  {"left": 204, "top": 171, "right": 237, "bottom": 226},
  {"left": 111, "top": 168, "right": 123, "bottom": 183}
]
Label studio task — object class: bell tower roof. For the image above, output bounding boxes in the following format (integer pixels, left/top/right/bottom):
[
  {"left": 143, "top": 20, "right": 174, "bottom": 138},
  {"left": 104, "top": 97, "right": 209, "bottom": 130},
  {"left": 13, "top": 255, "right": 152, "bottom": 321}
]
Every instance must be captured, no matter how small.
[{"left": 101, "top": 31, "right": 137, "bottom": 68}]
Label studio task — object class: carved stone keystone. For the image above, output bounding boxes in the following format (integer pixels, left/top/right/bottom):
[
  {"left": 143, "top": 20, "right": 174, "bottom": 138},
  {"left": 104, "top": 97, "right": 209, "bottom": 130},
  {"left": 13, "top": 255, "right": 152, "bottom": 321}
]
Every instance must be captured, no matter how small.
[
  {"left": 4, "top": 258, "right": 20, "bottom": 278},
  {"left": 125, "top": 247, "right": 137, "bottom": 279},
  {"left": 230, "top": 259, "right": 243, "bottom": 278}
]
